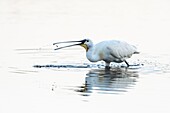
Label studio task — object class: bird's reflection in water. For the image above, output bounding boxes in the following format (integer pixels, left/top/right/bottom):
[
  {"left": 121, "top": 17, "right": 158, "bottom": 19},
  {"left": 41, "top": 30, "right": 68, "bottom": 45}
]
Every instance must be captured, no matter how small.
[{"left": 76, "top": 68, "right": 139, "bottom": 96}]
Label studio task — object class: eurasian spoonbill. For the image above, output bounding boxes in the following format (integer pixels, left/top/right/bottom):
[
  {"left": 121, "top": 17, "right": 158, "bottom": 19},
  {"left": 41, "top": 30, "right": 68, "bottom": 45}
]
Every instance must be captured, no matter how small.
[{"left": 53, "top": 39, "right": 139, "bottom": 68}]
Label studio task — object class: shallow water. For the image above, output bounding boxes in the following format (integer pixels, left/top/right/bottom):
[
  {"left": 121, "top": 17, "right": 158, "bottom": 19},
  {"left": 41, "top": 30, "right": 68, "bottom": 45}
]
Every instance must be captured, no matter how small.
[
  {"left": 1, "top": 0, "right": 170, "bottom": 113},
  {"left": 1, "top": 47, "right": 170, "bottom": 113}
]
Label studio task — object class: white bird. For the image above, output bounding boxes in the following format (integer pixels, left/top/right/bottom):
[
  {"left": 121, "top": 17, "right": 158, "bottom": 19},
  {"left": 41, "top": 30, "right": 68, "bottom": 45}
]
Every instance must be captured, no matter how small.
[{"left": 53, "top": 39, "right": 139, "bottom": 68}]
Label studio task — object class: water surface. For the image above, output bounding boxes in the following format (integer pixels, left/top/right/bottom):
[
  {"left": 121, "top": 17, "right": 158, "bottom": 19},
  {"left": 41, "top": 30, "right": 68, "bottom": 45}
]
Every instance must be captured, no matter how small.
[{"left": 1, "top": 48, "right": 170, "bottom": 113}]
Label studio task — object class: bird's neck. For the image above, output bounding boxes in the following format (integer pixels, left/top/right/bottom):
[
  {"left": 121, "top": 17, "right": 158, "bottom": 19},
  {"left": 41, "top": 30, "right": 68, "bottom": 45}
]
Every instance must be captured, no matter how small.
[{"left": 86, "top": 47, "right": 100, "bottom": 62}]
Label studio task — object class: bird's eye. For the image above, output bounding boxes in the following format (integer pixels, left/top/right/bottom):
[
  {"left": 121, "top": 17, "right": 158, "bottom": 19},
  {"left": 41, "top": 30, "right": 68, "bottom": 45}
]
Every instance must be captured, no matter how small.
[{"left": 86, "top": 40, "right": 89, "bottom": 42}]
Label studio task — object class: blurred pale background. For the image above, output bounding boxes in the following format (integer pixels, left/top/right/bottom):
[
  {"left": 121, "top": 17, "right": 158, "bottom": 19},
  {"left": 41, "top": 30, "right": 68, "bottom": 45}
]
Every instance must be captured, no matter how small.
[{"left": 0, "top": 0, "right": 170, "bottom": 53}]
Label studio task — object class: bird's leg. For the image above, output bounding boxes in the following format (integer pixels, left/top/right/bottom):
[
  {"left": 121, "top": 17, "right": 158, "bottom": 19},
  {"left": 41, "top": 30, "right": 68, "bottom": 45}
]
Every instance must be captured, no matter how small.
[
  {"left": 105, "top": 62, "right": 110, "bottom": 69},
  {"left": 124, "top": 60, "right": 130, "bottom": 67}
]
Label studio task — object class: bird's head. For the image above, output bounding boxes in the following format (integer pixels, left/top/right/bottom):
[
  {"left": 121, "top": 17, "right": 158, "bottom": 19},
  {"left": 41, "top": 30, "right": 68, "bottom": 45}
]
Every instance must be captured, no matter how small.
[
  {"left": 80, "top": 39, "right": 93, "bottom": 51},
  {"left": 53, "top": 39, "right": 93, "bottom": 51}
]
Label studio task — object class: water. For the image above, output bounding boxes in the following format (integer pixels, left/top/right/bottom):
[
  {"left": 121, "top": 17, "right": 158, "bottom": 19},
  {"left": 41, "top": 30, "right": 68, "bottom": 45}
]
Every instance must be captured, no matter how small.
[
  {"left": 1, "top": 48, "right": 170, "bottom": 113},
  {"left": 1, "top": 0, "right": 170, "bottom": 113}
]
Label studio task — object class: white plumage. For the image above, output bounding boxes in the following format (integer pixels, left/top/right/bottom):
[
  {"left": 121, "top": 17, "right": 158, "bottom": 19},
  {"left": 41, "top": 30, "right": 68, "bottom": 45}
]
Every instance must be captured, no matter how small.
[{"left": 53, "top": 39, "right": 139, "bottom": 68}]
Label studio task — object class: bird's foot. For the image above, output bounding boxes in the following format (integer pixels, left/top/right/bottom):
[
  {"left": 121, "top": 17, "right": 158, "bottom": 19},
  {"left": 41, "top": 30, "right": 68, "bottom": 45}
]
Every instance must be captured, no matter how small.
[
  {"left": 121, "top": 63, "right": 142, "bottom": 69},
  {"left": 105, "top": 66, "right": 111, "bottom": 70}
]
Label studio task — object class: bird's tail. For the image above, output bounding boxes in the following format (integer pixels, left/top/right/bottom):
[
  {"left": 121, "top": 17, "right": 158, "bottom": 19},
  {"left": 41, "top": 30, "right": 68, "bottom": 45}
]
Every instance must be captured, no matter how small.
[
  {"left": 134, "top": 51, "right": 140, "bottom": 54},
  {"left": 131, "top": 45, "right": 140, "bottom": 54}
]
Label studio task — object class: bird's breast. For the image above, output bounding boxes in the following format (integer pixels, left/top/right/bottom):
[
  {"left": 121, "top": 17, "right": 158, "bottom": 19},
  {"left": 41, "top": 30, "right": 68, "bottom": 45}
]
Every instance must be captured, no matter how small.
[{"left": 86, "top": 48, "right": 101, "bottom": 62}]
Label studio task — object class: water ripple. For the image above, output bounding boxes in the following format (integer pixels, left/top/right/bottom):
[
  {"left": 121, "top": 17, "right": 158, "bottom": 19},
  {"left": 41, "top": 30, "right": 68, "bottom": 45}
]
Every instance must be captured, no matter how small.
[{"left": 33, "top": 64, "right": 90, "bottom": 68}]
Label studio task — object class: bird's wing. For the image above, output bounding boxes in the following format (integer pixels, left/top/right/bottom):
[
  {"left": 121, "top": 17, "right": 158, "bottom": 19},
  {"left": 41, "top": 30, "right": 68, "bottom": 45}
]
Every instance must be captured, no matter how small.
[{"left": 106, "top": 40, "right": 137, "bottom": 59}]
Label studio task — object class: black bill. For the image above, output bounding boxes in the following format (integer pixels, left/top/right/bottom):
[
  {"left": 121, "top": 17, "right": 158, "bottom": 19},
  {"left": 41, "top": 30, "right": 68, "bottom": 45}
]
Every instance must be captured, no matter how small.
[{"left": 53, "top": 39, "right": 86, "bottom": 50}]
